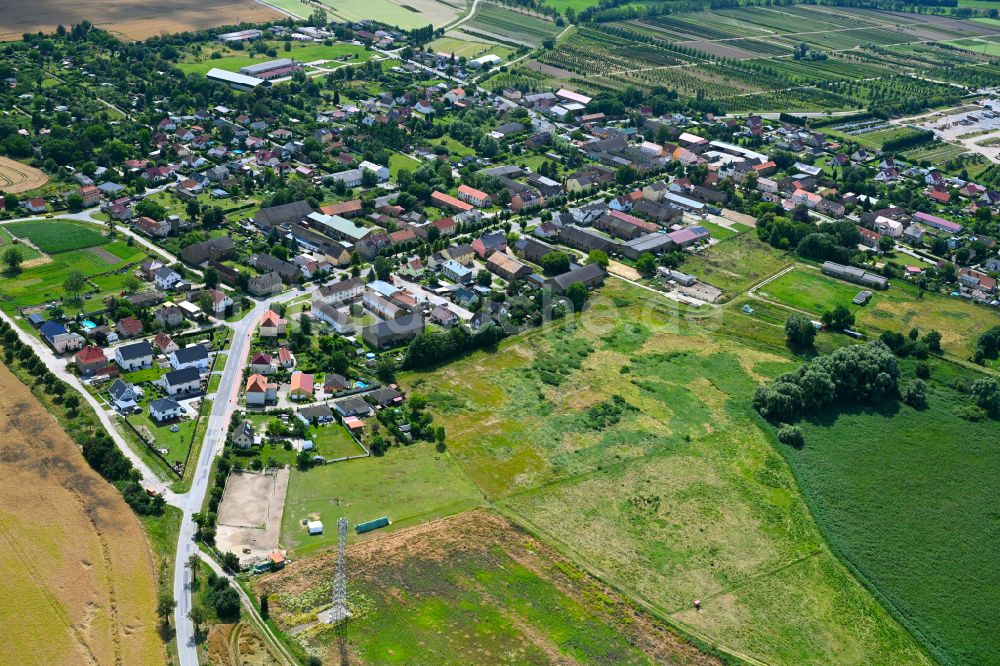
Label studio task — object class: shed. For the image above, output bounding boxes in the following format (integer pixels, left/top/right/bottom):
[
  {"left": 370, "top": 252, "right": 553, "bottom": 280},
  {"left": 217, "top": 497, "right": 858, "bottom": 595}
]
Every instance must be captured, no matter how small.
[{"left": 307, "top": 520, "right": 324, "bottom": 535}]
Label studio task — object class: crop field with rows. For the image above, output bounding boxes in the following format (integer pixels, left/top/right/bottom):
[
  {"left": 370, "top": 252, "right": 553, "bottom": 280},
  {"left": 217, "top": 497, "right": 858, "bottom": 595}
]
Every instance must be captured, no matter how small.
[
  {"left": 538, "top": 25, "right": 705, "bottom": 76},
  {"left": 466, "top": 3, "right": 560, "bottom": 46}
]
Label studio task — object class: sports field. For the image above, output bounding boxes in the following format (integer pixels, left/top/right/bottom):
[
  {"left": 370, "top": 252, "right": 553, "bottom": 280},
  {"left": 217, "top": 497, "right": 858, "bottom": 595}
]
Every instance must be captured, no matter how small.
[
  {"left": 0, "top": 156, "right": 48, "bottom": 193},
  {"left": 0, "top": 364, "right": 161, "bottom": 666},
  {"left": 279, "top": 443, "right": 484, "bottom": 556}
]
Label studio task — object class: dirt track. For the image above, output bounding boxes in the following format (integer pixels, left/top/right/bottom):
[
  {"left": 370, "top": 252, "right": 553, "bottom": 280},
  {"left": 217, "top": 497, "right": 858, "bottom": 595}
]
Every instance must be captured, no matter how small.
[
  {"left": 0, "top": 363, "right": 162, "bottom": 666},
  {"left": 0, "top": 0, "right": 280, "bottom": 41},
  {"left": 0, "top": 156, "right": 48, "bottom": 194}
]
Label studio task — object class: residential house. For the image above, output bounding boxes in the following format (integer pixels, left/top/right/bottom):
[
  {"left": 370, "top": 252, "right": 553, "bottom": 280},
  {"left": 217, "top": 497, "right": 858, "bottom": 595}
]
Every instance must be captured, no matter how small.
[
  {"left": 316, "top": 277, "right": 365, "bottom": 305},
  {"left": 472, "top": 231, "right": 507, "bottom": 258},
  {"left": 39, "top": 321, "right": 84, "bottom": 353},
  {"left": 153, "top": 304, "right": 184, "bottom": 329},
  {"left": 440, "top": 259, "right": 473, "bottom": 285},
  {"left": 311, "top": 300, "right": 355, "bottom": 334},
  {"left": 457, "top": 184, "right": 492, "bottom": 208},
  {"left": 250, "top": 352, "right": 274, "bottom": 375},
  {"left": 334, "top": 396, "right": 372, "bottom": 418},
  {"left": 75, "top": 345, "right": 108, "bottom": 375},
  {"left": 430, "top": 304, "right": 459, "bottom": 328},
  {"left": 159, "top": 367, "right": 201, "bottom": 396},
  {"left": 278, "top": 347, "right": 295, "bottom": 369},
  {"left": 258, "top": 309, "right": 287, "bottom": 337},
  {"left": 289, "top": 372, "right": 314, "bottom": 401},
  {"left": 154, "top": 266, "right": 183, "bottom": 290},
  {"left": 232, "top": 421, "right": 255, "bottom": 449},
  {"left": 152, "top": 332, "right": 179, "bottom": 355},
  {"left": 108, "top": 379, "right": 141, "bottom": 412},
  {"left": 115, "top": 341, "right": 154, "bottom": 371},
  {"left": 486, "top": 252, "right": 532, "bottom": 282},
  {"left": 431, "top": 190, "right": 474, "bottom": 213},
  {"left": 149, "top": 397, "right": 184, "bottom": 423},
  {"left": 324, "top": 373, "right": 350, "bottom": 394},
  {"left": 248, "top": 271, "right": 283, "bottom": 296},
  {"left": 116, "top": 317, "right": 144, "bottom": 339},
  {"left": 170, "top": 344, "right": 209, "bottom": 371},
  {"left": 245, "top": 373, "right": 277, "bottom": 406}
]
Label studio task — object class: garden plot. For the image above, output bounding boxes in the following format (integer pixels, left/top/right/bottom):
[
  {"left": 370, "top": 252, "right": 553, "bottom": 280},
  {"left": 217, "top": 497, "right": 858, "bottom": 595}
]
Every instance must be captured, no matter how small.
[{"left": 216, "top": 469, "right": 290, "bottom": 565}]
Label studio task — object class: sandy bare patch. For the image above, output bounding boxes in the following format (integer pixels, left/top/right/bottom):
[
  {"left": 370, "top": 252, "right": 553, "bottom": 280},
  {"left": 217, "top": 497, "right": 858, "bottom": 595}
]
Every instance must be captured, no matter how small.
[
  {"left": 88, "top": 246, "right": 119, "bottom": 264},
  {"left": 216, "top": 469, "right": 289, "bottom": 566}
]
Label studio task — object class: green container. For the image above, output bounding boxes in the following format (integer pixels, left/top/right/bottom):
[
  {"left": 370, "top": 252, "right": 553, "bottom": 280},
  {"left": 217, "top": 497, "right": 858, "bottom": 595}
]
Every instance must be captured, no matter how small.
[{"left": 355, "top": 516, "right": 390, "bottom": 534}]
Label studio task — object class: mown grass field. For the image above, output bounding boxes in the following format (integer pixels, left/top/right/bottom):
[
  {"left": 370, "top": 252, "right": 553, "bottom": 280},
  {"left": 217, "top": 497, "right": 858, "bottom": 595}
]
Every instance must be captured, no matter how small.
[
  {"left": 760, "top": 265, "right": 1000, "bottom": 358},
  {"left": 279, "top": 443, "right": 484, "bottom": 556},
  {"left": 683, "top": 232, "right": 791, "bottom": 300},
  {"left": 398, "top": 280, "right": 929, "bottom": 665},
  {"left": 783, "top": 357, "right": 1000, "bottom": 666},
  {"left": 178, "top": 43, "right": 370, "bottom": 75},
  {"left": 256, "top": 510, "right": 723, "bottom": 666},
  {"left": 7, "top": 219, "right": 109, "bottom": 253}
]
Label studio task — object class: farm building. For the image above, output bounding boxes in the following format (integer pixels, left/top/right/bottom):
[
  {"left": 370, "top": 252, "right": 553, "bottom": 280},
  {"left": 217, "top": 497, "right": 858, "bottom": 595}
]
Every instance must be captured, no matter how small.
[
  {"left": 239, "top": 58, "right": 303, "bottom": 80},
  {"left": 218, "top": 29, "right": 262, "bottom": 42},
  {"left": 822, "top": 262, "right": 889, "bottom": 290},
  {"left": 206, "top": 68, "right": 269, "bottom": 92}
]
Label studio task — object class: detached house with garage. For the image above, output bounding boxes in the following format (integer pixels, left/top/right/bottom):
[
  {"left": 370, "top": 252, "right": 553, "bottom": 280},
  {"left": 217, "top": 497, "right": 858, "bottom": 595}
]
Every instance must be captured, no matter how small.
[
  {"left": 154, "top": 266, "right": 183, "bottom": 291},
  {"left": 108, "top": 379, "right": 142, "bottom": 412},
  {"left": 75, "top": 345, "right": 108, "bottom": 375},
  {"left": 149, "top": 397, "right": 184, "bottom": 423},
  {"left": 245, "top": 373, "right": 278, "bottom": 406}
]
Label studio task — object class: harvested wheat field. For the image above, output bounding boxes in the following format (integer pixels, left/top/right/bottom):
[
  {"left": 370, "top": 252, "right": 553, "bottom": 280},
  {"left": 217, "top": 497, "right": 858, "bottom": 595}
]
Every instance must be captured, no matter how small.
[
  {"left": 0, "top": 364, "right": 162, "bottom": 666},
  {"left": 0, "top": 156, "right": 48, "bottom": 194},
  {"left": 206, "top": 622, "right": 282, "bottom": 666},
  {"left": 0, "top": 0, "right": 281, "bottom": 41}
]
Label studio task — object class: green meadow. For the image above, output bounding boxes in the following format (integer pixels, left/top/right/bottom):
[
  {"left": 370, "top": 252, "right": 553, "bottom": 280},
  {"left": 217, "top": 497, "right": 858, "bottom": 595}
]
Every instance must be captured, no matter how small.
[{"left": 397, "top": 280, "right": 930, "bottom": 664}]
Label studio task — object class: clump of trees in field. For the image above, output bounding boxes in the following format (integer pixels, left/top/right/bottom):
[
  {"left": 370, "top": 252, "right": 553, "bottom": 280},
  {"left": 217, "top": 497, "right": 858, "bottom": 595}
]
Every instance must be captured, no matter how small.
[{"left": 754, "top": 341, "right": 899, "bottom": 422}]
